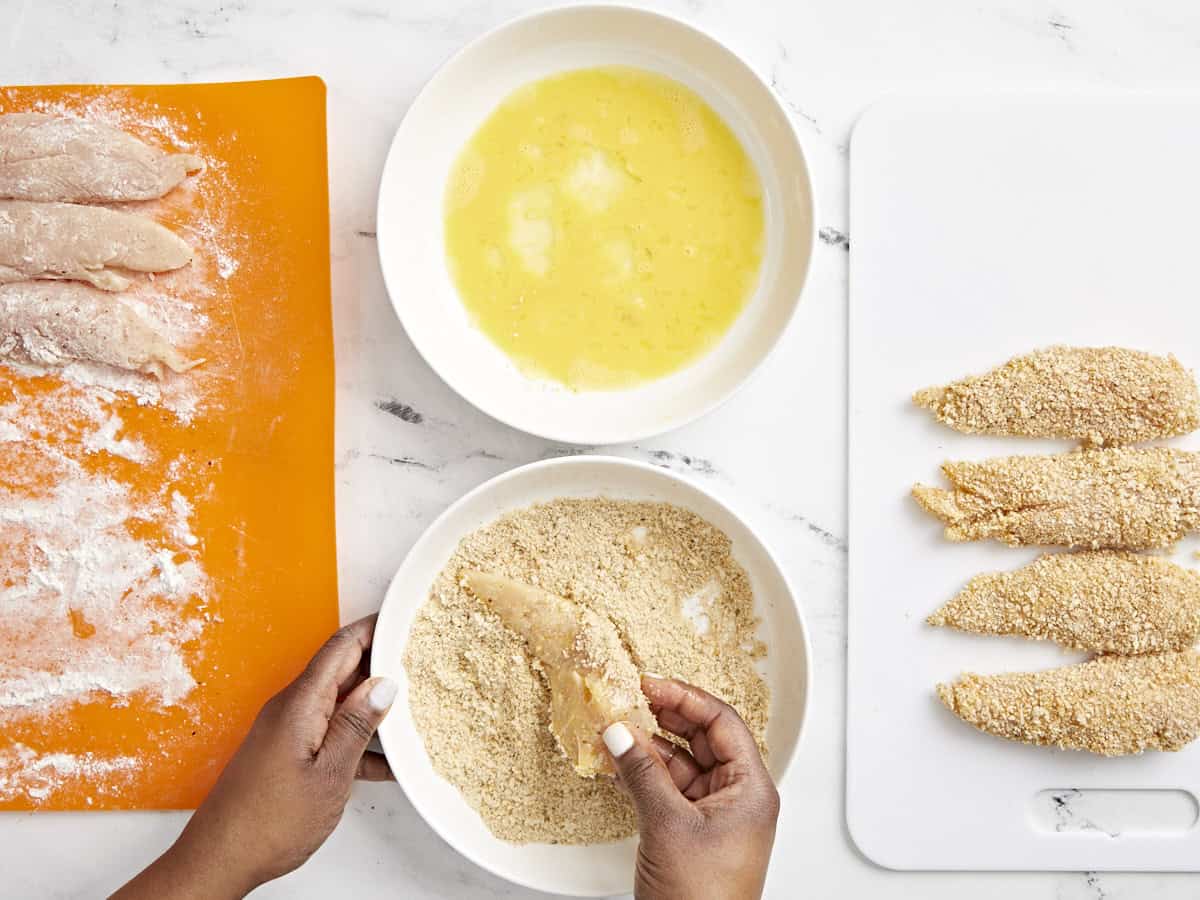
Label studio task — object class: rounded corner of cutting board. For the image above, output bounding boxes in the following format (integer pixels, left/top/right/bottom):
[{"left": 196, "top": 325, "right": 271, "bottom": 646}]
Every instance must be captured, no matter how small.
[
  {"left": 844, "top": 802, "right": 916, "bottom": 872},
  {"left": 299, "top": 74, "right": 328, "bottom": 98}
]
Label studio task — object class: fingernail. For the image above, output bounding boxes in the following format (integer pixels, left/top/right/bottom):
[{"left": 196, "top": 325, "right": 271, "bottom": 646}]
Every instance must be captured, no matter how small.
[
  {"left": 602, "top": 722, "right": 635, "bottom": 758},
  {"left": 368, "top": 678, "right": 398, "bottom": 713}
]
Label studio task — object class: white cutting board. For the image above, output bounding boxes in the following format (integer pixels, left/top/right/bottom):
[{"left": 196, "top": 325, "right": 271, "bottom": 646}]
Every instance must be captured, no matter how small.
[{"left": 847, "top": 95, "right": 1200, "bottom": 871}]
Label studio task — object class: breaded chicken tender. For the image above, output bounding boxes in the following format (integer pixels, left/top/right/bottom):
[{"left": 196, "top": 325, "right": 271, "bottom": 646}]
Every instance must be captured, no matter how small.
[
  {"left": 914, "top": 346, "right": 1200, "bottom": 446},
  {"left": 912, "top": 448, "right": 1200, "bottom": 550},
  {"left": 928, "top": 551, "right": 1200, "bottom": 654},
  {"left": 937, "top": 652, "right": 1200, "bottom": 755}
]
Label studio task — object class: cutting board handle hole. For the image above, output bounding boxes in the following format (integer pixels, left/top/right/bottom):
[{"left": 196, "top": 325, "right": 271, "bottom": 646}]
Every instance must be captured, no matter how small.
[{"left": 1032, "top": 789, "right": 1198, "bottom": 836}]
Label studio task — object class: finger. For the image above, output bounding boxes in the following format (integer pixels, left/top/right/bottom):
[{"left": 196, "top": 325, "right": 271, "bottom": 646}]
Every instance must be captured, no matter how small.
[
  {"left": 650, "top": 735, "right": 705, "bottom": 794},
  {"left": 642, "top": 675, "right": 761, "bottom": 767},
  {"left": 318, "top": 676, "right": 398, "bottom": 781},
  {"left": 682, "top": 768, "right": 716, "bottom": 801},
  {"left": 336, "top": 648, "right": 373, "bottom": 699},
  {"left": 355, "top": 750, "right": 394, "bottom": 782},
  {"left": 284, "top": 617, "right": 378, "bottom": 735},
  {"left": 688, "top": 726, "right": 718, "bottom": 771},
  {"left": 602, "top": 723, "right": 690, "bottom": 826},
  {"left": 652, "top": 707, "right": 717, "bottom": 768},
  {"left": 301, "top": 616, "right": 378, "bottom": 699},
  {"left": 337, "top": 674, "right": 366, "bottom": 703}
]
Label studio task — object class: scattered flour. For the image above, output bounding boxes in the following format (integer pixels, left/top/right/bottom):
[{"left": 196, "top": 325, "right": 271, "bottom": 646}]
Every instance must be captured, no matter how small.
[
  {"left": 81, "top": 411, "right": 148, "bottom": 463},
  {"left": 0, "top": 450, "right": 208, "bottom": 714},
  {"left": 154, "top": 550, "right": 187, "bottom": 596},
  {"left": 0, "top": 384, "right": 150, "bottom": 461},
  {"left": 170, "top": 491, "right": 201, "bottom": 548},
  {"left": 0, "top": 743, "right": 140, "bottom": 803},
  {"left": 191, "top": 217, "right": 240, "bottom": 280}
]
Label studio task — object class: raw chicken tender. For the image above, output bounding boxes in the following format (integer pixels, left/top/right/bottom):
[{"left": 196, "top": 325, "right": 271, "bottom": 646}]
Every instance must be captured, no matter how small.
[
  {"left": 0, "top": 113, "right": 203, "bottom": 202},
  {"left": 462, "top": 570, "right": 657, "bottom": 777},
  {"left": 0, "top": 281, "right": 200, "bottom": 378},
  {"left": 0, "top": 200, "right": 192, "bottom": 291}
]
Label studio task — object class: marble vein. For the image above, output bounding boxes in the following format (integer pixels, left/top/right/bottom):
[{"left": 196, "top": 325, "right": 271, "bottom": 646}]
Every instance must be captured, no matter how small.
[
  {"left": 375, "top": 399, "right": 424, "bottom": 424},
  {"left": 819, "top": 226, "right": 850, "bottom": 250}
]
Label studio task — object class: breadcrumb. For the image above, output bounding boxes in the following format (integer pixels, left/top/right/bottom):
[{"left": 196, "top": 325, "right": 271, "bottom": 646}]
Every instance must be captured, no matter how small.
[
  {"left": 936, "top": 652, "right": 1200, "bottom": 755},
  {"left": 928, "top": 551, "right": 1200, "bottom": 654},
  {"left": 912, "top": 448, "right": 1200, "bottom": 549},
  {"left": 914, "top": 346, "right": 1200, "bottom": 446}
]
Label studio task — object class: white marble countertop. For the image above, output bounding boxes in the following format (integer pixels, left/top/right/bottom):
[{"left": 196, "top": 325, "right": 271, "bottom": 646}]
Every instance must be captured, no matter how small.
[{"left": 5, "top": 0, "right": 1200, "bottom": 896}]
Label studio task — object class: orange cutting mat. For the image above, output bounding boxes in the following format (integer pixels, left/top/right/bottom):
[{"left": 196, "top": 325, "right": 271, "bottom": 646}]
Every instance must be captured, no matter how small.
[{"left": 0, "top": 77, "right": 338, "bottom": 810}]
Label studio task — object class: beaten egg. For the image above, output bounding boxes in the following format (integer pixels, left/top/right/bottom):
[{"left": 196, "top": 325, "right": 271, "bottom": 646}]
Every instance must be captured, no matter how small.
[{"left": 444, "top": 66, "right": 765, "bottom": 391}]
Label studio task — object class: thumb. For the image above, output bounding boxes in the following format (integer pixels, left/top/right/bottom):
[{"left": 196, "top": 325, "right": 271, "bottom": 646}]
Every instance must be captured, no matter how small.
[
  {"left": 319, "top": 677, "right": 398, "bottom": 778},
  {"left": 603, "top": 722, "right": 687, "bottom": 824}
]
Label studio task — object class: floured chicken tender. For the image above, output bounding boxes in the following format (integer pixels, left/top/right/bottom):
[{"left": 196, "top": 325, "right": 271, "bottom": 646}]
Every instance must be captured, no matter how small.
[
  {"left": 912, "top": 448, "right": 1200, "bottom": 550},
  {"left": 928, "top": 551, "right": 1200, "bottom": 654},
  {"left": 937, "top": 652, "right": 1200, "bottom": 755},
  {"left": 462, "top": 570, "right": 657, "bottom": 778},
  {"left": 914, "top": 346, "right": 1200, "bottom": 446},
  {"left": 0, "top": 281, "right": 201, "bottom": 378},
  {"left": 0, "top": 113, "right": 203, "bottom": 203},
  {"left": 0, "top": 200, "right": 192, "bottom": 291}
]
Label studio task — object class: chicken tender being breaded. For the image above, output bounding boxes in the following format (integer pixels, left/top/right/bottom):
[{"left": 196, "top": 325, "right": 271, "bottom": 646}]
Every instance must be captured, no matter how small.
[
  {"left": 461, "top": 570, "right": 656, "bottom": 778},
  {"left": 912, "top": 448, "right": 1200, "bottom": 550},
  {"left": 936, "top": 652, "right": 1200, "bottom": 755},
  {"left": 928, "top": 551, "right": 1200, "bottom": 654},
  {"left": 914, "top": 346, "right": 1200, "bottom": 446}
]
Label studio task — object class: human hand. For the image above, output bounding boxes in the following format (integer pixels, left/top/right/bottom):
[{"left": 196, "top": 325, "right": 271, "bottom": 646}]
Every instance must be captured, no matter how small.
[
  {"left": 114, "top": 615, "right": 397, "bottom": 899},
  {"left": 602, "top": 675, "right": 780, "bottom": 900}
]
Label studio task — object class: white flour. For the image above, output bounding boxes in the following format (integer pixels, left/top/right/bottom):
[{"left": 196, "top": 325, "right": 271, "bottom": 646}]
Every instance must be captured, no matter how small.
[
  {"left": 170, "top": 491, "right": 201, "bottom": 548},
  {"left": 81, "top": 411, "right": 148, "bottom": 463},
  {"left": 0, "top": 446, "right": 207, "bottom": 714},
  {"left": 0, "top": 743, "right": 140, "bottom": 803},
  {"left": 0, "top": 384, "right": 150, "bottom": 461}
]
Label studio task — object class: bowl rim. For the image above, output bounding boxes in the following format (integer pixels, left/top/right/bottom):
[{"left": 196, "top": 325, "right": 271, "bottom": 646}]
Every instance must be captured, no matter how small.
[
  {"left": 375, "top": 2, "right": 819, "bottom": 446},
  {"left": 371, "top": 454, "right": 813, "bottom": 896}
]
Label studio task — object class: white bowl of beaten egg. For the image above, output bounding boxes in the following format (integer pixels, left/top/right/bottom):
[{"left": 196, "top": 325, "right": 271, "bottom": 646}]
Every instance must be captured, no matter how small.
[
  {"left": 371, "top": 456, "right": 811, "bottom": 897},
  {"left": 377, "top": 5, "right": 815, "bottom": 444}
]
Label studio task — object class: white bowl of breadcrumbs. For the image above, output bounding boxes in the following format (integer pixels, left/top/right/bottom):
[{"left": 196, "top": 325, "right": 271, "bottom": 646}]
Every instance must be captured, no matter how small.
[{"left": 371, "top": 455, "right": 810, "bottom": 897}]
